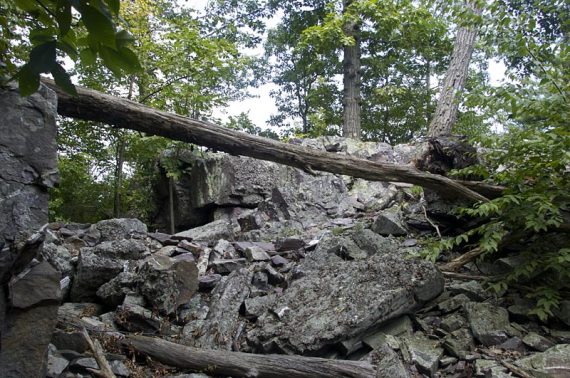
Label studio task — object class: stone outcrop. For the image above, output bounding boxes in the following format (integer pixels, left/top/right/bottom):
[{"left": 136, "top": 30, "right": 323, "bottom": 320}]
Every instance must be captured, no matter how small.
[{"left": 0, "top": 83, "right": 60, "bottom": 378}]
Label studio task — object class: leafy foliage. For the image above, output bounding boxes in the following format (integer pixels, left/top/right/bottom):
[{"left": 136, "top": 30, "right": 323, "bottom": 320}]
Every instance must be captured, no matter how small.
[
  {"left": 3, "top": 0, "right": 142, "bottom": 95},
  {"left": 424, "top": 0, "right": 569, "bottom": 318}
]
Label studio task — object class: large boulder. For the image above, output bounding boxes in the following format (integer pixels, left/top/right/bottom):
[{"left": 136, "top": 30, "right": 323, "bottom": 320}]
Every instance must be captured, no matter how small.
[
  {"left": 137, "top": 255, "right": 199, "bottom": 315},
  {"left": 248, "top": 247, "right": 444, "bottom": 355}
]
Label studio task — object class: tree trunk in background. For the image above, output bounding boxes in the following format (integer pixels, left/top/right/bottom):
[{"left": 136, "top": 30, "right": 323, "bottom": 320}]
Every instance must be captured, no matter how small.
[
  {"left": 428, "top": 2, "right": 481, "bottom": 137},
  {"left": 112, "top": 135, "right": 125, "bottom": 218},
  {"left": 342, "top": 0, "right": 361, "bottom": 140}
]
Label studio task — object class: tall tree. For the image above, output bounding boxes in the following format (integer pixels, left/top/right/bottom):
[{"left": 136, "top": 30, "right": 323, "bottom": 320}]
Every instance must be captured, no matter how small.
[
  {"left": 342, "top": 0, "right": 362, "bottom": 139},
  {"left": 428, "top": 1, "right": 482, "bottom": 137}
]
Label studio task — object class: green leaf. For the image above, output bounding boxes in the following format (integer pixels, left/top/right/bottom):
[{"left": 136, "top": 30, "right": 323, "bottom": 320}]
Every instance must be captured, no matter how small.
[
  {"left": 17, "top": 64, "right": 40, "bottom": 96},
  {"left": 115, "top": 30, "right": 135, "bottom": 48},
  {"left": 106, "top": 0, "right": 120, "bottom": 15},
  {"left": 80, "top": 4, "right": 116, "bottom": 48},
  {"left": 14, "top": 0, "right": 39, "bottom": 12},
  {"left": 51, "top": 63, "right": 77, "bottom": 96},
  {"left": 99, "top": 46, "right": 141, "bottom": 75},
  {"left": 29, "top": 28, "right": 56, "bottom": 44},
  {"left": 28, "top": 41, "right": 57, "bottom": 74},
  {"left": 79, "top": 48, "right": 96, "bottom": 66},
  {"left": 56, "top": 0, "right": 72, "bottom": 36},
  {"left": 57, "top": 40, "right": 78, "bottom": 60}
]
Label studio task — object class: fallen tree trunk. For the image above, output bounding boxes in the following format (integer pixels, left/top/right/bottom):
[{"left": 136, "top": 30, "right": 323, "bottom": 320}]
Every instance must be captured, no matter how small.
[
  {"left": 42, "top": 79, "right": 497, "bottom": 203},
  {"left": 122, "top": 335, "right": 376, "bottom": 378}
]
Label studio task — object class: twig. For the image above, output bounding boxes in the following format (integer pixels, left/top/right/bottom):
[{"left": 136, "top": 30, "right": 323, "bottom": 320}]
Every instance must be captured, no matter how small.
[
  {"left": 80, "top": 328, "right": 117, "bottom": 378},
  {"left": 441, "top": 271, "right": 487, "bottom": 281},
  {"left": 440, "top": 246, "right": 484, "bottom": 272},
  {"left": 499, "top": 360, "right": 534, "bottom": 378},
  {"left": 422, "top": 205, "right": 441, "bottom": 237}
]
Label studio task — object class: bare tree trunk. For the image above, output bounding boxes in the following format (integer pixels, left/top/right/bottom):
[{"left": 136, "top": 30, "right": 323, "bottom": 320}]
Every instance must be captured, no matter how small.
[
  {"left": 342, "top": 0, "right": 361, "bottom": 140},
  {"left": 42, "top": 78, "right": 503, "bottom": 202},
  {"left": 122, "top": 335, "right": 377, "bottom": 378},
  {"left": 112, "top": 135, "right": 125, "bottom": 218},
  {"left": 428, "top": 1, "right": 481, "bottom": 137}
]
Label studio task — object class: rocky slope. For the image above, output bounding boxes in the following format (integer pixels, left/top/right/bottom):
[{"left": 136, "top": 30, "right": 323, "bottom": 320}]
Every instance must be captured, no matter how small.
[{"left": 15, "top": 137, "right": 570, "bottom": 377}]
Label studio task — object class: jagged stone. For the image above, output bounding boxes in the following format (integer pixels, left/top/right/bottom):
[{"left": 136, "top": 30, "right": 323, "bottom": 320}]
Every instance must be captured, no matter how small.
[
  {"left": 369, "top": 343, "right": 410, "bottom": 378},
  {"left": 244, "top": 295, "right": 275, "bottom": 320},
  {"left": 371, "top": 211, "right": 407, "bottom": 236},
  {"left": 211, "top": 258, "right": 246, "bottom": 274},
  {"left": 447, "top": 280, "right": 489, "bottom": 301},
  {"left": 114, "top": 302, "right": 163, "bottom": 333},
  {"left": 362, "top": 316, "right": 413, "bottom": 349},
  {"left": 464, "top": 302, "right": 511, "bottom": 346},
  {"left": 401, "top": 333, "right": 444, "bottom": 377},
  {"left": 51, "top": 330, "right": 90, "bottom": 353},
  {"left": 441, "top": 313, "right": 467, "bottom": 333},
  {"left": 438, "top": 294, "right": 471, "bottom": 313},
  {"left": 522, "top": 332, "right": 555, "bottom": 352},
  {"left": 84, "top": 218, "right": 147, "bottom": 245},
  {"left": 137, "top": 254, "right": 199, "bottom": 315},
  {"left": 270, "top": 255, "right": 288, "bottom": 267},
  {"left": 109, "top": 360, "right": 131, "bottom": 377},
  {"left": 70, "top": 248, "right": 125, "bottom": 302},
  {"left": 514, "top": 344, "right": 570, "bottom": 377},
  {"left": 96, "top": 272, "right": 138, "bottom": 308},
  {"left": 183, "top": 269, "right": 252, "bottom": 350},
  {"left": 474, "top": 359, "right": 509, "bottom": 378},
  {"left": 249, "top": 252, "right": 443, "bottom": 355},
  {"left": 46, "top": 351, "right": 69, "bottom": 378},
  {"left": 199, "top": 274, "right": 222, "bottom": 290},
  {"left": 443, "top": 328, "right": 475, "bottom": 359},
  {"left": 41, "top": 242, "right": 74, "bottom": 276},
  {"left": 175, "top": 219, "right": 235, "bottom": 242},
  {"left": 275, "top": 237, "right": 305, "bottom": 252},
  {"left": 244, "top": 246, "right": 271, "bottom": 262}
]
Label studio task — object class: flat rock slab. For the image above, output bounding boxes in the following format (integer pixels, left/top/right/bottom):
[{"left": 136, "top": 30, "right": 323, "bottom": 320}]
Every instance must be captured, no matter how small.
[{"left": 249, "top": 253, "right": 443, "bottom": 355}]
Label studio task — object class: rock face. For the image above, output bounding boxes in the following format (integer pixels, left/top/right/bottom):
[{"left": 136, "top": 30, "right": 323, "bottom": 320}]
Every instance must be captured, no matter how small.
[
  {"left": 0, "top": 83, "right": 60, "bottom": 378},
  {"left": 248, "top": 248, "right": 444, "bottom": 355}
]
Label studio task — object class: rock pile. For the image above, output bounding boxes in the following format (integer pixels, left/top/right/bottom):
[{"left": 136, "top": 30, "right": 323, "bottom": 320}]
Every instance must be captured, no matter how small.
[{"left": 9, "top": 137, "right": 570, "bottom": 377}]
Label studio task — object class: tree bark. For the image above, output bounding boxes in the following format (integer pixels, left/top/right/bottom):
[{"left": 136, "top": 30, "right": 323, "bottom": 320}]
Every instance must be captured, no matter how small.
[
  {"left": 428, "top": 2, "right": 481, "bottom": 137},
  {"left": 122, "top": 334, "right": 376, "bottom": 378},
  {"left": 342, "top": 0, "right": 361, "bottom": 140},
  {"left": 41, "top": 78, "right": 499, "bottom": 203}
]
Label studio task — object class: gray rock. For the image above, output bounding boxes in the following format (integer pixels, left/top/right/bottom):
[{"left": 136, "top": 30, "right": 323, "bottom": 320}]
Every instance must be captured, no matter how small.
[
  {"left": 275, "top": 237, "right": 305, "bottom": 251},
  {"left": 114, "top": 303, "right": 163, "bottom": 333},
  {"left": 244, "top": 246, "right": 271, "bottom": 262},
  {"left": 70, "top": 248, "right": 125, "bottom": 302},
  {"left": 265, "top": 264, "right": 285, "bottom": 285},
  {"left": 51, "top": 330, "right": 89, "bottom": 353},
  {"left": 370, "top": 343, "right": 410, "bottom": 378},
  {"left": 58, "top": 302, "right": 104, "bottom": 319},
  {"left": 464, "top": 302, "right": 511, "bottom": 346},
  {"left": 96, "top": 272, "right": 138, "bottom": 308},
  {"left": 371, "top": 212, "right": 407, "bottom": 236},
  {"left": 91, "top": 239, "right": 150, "bottom": 260},
  {"left": 71, "top": 357, "right": 99, "bottom": 371},
  {"left": 199, "top": 274, "right": 222, "bottom": 290},
  {"left": 0, "top": 82, "right": 58, "bottom": 247},
  {"left": 438, "top": 293, "right": 471, "bottom": 313},
  {"left": 350, "top": 228, "right": 397, "bottom": 256},
  {"left": 401, "top": 333, "right": 444, "bottom": 377},
  {"left": 47, "top": 352, "right": 69, "bottom": 378},
  {"left": 137, "top": 255, "right": 199, "bottom": 315},
  {"left": 497, "top": 336, "right": 525, "bottom": 352},
  {"left": 474, "top": 359, "right": 509, "bottom": 378},
  {"left": 0, "top": 258, "right": 61, "bottom": 378},
  {"left": 41, "top": 243, "right": 74, "bottom": 275},
  {"left": 443, "top": 328, "right": 475, "bottom": 359},
  {"left": 85, "top": 218, "right": 147, "bottom": 244},
  {"left": 522, "top": 332, "right": 555, "bottom": 352},
  {"left": 175, "top": 220, "right": 235, "bottom": 242},
  {"left": 362, "top": 316, "right": 413, "bottom": 349},
  {"left": 211, "top": 258, "right": 246, "bottom": 274},
  {"left": 447, "top": 280, "right": 489, "bottom": 301},
  {"left": 440, "top": 313, "right": 466, "bottom": 333},
  {"left": 184, "top": 269, "right": 252, "bottom": 350},
  {"left": 514, "top": 344, "right": 570, "bottom": 377},
  {"left": 244, "top": 295, "right": 275, "bottom": 320},
  {"left": 110, "top": 360, "right": 131, "bottom": 377},
  {"left": 249, "top": 253, "right": 443, "bottom": 355},
  {"left": 270, "top": 255, "right": 288, "bottom": 267},
  {"left": 9, "top": 261, "right": 61, "bottom": 308}
]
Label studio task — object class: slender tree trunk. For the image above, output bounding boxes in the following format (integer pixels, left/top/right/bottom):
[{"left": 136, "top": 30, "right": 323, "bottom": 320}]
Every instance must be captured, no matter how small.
[
  {"left": 428, "top": 2, "right": 481, "bottom": 137},
  {"left": 342, "top": 0, "right": 361, "bottom": 140},
  {"left": 113, "top": 135, "right": 125, "bottom": 218},
  {"left": 425, "top": 58, "right": 431, "bottom": 129}
]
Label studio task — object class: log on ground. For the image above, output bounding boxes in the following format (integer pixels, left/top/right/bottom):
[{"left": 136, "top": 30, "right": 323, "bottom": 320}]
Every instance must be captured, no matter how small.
[
  {"left": 122, "top": 335, "right": 377, "bottom": 378},
  {"left": 42, "top": 79, "right": 497, "bottom": 203}
]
